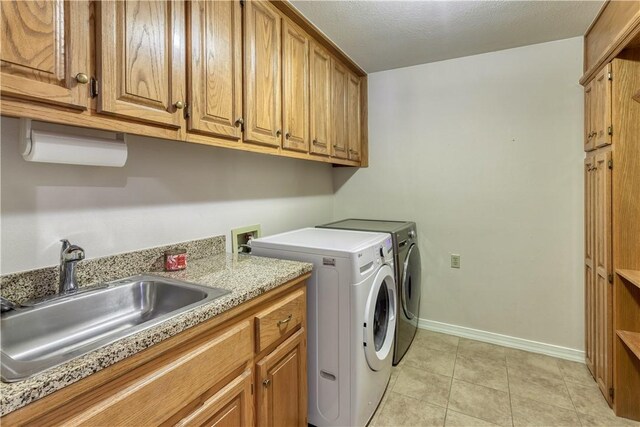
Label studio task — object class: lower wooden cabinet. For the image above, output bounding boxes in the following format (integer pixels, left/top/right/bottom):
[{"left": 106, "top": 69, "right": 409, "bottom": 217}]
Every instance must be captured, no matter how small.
[
  {"left": 174, "top": 369, "right": 253, "bottom": 427},
  {"left": 256, "top": 328, "right": 307, "bottom": 427},
  {"left": 1, "top": 277, "right": 309, "bottom": 427}
]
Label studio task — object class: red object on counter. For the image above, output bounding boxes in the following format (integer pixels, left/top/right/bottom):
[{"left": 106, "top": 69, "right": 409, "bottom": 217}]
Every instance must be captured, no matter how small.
[{"left": 165, "top": 249, "right": 187, "bottom": 271}]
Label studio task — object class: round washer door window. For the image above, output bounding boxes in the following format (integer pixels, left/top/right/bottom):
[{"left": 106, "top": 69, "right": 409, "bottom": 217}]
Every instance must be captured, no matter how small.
[{"left": 363, "top": 264, "right": 396, "bottom": 371}]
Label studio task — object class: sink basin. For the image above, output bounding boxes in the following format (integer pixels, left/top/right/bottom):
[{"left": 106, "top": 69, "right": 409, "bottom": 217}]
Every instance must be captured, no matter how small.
[{"left": 1, "top": 275, "right": 230, "bottom": 382}]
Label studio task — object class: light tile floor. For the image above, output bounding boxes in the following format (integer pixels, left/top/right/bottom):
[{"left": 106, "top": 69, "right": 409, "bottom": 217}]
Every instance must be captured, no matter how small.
[{"left": 369, "top": 330, "right": 640, "bottom": 427}]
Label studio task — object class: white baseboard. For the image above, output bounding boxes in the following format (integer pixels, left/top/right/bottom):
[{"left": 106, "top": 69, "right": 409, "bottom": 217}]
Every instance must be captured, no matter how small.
[{"left": 417, "top": 318, "right": 585, "bottom": 363}]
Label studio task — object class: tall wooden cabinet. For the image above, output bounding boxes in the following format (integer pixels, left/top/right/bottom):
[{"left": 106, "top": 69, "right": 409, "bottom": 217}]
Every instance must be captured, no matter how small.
[{"left": 582, "top": 49, "right": 640, "bottom": 420}]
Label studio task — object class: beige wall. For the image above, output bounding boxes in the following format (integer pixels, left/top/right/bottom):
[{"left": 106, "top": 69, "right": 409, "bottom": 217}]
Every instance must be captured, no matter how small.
[
  {"left": 1, "top": 117, "right": 334, "bottom": 273},
  {"left": 333, "top": 37, "right": 585, "bottom": 350}
]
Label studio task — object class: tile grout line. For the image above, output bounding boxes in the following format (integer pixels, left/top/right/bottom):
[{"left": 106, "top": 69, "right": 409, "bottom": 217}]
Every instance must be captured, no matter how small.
[
  {"left": 505, "top": 353, "right": 515, "bottom": 427},
  {"left": 443, "top": 339, "right": 460, "bottom": 426},
  {"left": 558, "top": 361, "right": 588, "bottom": 427}
]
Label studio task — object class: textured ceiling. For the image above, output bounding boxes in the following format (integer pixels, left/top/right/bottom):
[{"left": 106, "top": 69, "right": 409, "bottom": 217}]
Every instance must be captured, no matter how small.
[{"left": 290, "top": 1, "right": 604, "bottom": 73}]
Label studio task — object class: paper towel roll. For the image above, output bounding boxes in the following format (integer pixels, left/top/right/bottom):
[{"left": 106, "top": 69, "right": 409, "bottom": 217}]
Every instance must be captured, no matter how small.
[{"left": 22, "top": 129, "right": 127, "bottom": 167}]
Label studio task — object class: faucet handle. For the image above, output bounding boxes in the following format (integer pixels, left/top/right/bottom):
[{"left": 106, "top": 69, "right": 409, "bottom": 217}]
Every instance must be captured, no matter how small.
[{"left": 60, "top": 239, "right": 85, "bottom": 262}]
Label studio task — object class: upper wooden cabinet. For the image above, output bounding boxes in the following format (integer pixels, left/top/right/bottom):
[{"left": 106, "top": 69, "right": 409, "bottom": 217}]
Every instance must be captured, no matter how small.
[
  {"left": 0, "top": 0, "right": 367, "bottom": 167},
  {"left": 0, "top": 0, "right": 90, "bottom": 110},
  {"left": 346, "top": 72, "right": 362, "bottom": 162},
  {"left": 309, "top": 41, "right": 332, "bottom": 156},
  {"left": 244, "top": 0, "right": 282, "bottom": 147},
  {"left": 187, "top": 0, "right": 243, "bottom": 140},
  {"left": 97, "top": 0, "right": 186, "bottom": 128},
  {"left": 584, "top": 80, "right": 594, "bottom": 151},
  {"left": 282, "top": 19, "right": 310, "bottom": 153},
  {"left": 584, "top": 64, "right": 612, "bottom": 151},
  {"left": 331, "top": 59, "right": 349, "bottom": 159}
]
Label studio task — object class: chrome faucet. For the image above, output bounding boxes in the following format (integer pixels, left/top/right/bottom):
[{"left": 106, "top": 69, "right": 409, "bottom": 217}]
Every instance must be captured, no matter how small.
[{"left": 59, "top": 239, "right": 85, "bottom": 294}]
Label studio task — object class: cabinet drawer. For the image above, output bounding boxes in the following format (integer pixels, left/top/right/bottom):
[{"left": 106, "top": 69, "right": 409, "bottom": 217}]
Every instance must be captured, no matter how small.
[
  {"left": 51, "top": 321, "right": 252, "bottom": 427},
  {"left": 255, "top": 289, "right": 305, "bottom": 352}
]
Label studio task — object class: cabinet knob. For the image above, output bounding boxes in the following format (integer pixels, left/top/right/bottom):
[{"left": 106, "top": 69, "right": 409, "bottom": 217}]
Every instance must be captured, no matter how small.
[
  {"left": 75, "top": 73, "right": 89, "bottom": 84},
  {"left": 285, "top": 132, "right": 291, "bottom": 139},
  {"left": 276, "top": 129, "right": 282, "bottom": 137},
  {"left": 174, "top": 101, "right": 185, "bottom": 110},
  {"left": 263, "top": 379, "right": 271, "bottom": 387},
  {"left": 235, "top": 117, "right": 244, "bottom": 127}
]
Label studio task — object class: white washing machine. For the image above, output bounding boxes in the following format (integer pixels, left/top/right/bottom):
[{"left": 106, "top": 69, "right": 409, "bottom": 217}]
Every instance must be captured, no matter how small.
[{"left": 251, "top": 228, "right": 396, "bottom": 427}]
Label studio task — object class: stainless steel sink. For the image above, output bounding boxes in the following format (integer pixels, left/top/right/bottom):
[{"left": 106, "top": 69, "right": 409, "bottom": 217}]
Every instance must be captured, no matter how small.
[{"left": 1, "top": 275, "right": 230, "bottom": 382}]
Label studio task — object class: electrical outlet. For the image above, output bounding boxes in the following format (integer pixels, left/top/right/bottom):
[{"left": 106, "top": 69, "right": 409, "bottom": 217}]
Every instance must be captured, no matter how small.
[
  {"left": 231, "top": 224, "right": 261, "bottom": 254},
  {"left": 451, "top": 254, "right": 461, "bottom": 269}
]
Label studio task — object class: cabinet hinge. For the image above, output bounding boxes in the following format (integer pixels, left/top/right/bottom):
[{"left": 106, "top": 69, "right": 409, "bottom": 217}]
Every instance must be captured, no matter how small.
[
  {"left": 240, "top": 0, "right": 245, "bottom": 6},
  {"left": 89, "top": 77, "right": 99, "bottom": 99},
  {"left": 607, "top": 126, "right": 612, "bottom": 136},
  {"left": 608, "top": 159, "right": 613, "bottom": 170},
  {"left": 251, "top": 383, "right": 254, "bottom": 395},
  {"left": 608, "top": 273, "right": 613, "bottom": 284},
  {"left": 608, "top": 72, "right": 612, "bottom": 81},
  {"left": 184, "top": 103, "right": 191, "bottom": 120},
  {"left": 609, "top": 387, "right": 614, "bottom": 399}
]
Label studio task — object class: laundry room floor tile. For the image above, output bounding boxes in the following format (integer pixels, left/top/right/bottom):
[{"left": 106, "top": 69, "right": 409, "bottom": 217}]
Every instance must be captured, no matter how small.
[
  {"left": 374, "top": 392, "right": 446, "bottom": 427},
  {"left": 447, "top": 380, "right": 512, "bottom": 426},
  {"left": 402, "top": 344, "right": 457, "bottom": 376},
  {"left": 393, "top": 365, "right": 452, "bottom": 408},
  {"left": 453, "top": 353, "right": 509, "bottom": 392},
  {"left": 510, "top": 394, "right": 580, "bottom": 427},
  {"left": 371, "top": 332, "right": 637, "bottom": 427}
]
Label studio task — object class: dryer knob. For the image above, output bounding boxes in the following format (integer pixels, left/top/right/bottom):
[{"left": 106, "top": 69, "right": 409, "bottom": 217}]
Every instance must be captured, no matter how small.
[
  {"left": 408, "top": 230, "right": 416, "bottom": 239},
  {"left": 379, "top": 247, "right": 384, "bottom": 258}
]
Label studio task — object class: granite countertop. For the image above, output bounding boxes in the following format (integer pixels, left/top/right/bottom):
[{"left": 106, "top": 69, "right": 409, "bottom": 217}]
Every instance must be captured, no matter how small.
[{"left": 0, "top": 253, "right": 312, "bottom": 417}]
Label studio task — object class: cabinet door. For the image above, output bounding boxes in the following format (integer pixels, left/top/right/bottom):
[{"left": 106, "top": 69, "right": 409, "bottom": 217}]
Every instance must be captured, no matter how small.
[
  {"left": 175, "top": 370, "right": 253, "bottom": 427},
  {"left": 331, "top": 59, "right": 348, "bottom": 159},
  {"left": 187, "top": 0, "right": 242, "bottom": 140},
  {"left": 282, "top": 19, "right": 309, "bottom": 153},
  {"left": 244, "top": 0, "right": 282, "bottom": 147},
  {"left": 0, "top": 0, "right": 90, "bottom": 109},
  {"left": 309, "top": 42, "right": 331, "bottom": 156},
  {"left": 584, "top": 81, "right": 595, "bottom": 152},
  {"left": 585, "top": 156, "right": 597, "bottom": 376},
  {"left": 594, "top": 150, "right": 613, "bottom": 404},
  {"left": 346, "top": 72, "right": 361, "bottom": 162},
  {"left": 256, "top": 328, "right": 307, "bottom": 427},
  {"left": 97, "top": 0, "right": 186, "bottom": 128},
  {"left": 592, "top": 64, "right": 612, "bottom": 149}
]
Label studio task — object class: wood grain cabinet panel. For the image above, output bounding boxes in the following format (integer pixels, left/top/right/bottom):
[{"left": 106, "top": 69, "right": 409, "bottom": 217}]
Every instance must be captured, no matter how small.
[
  {"left": 256, "top": 328, "right": 307, "bottom": 427},
  {"left": 592, "top": 64, "right": 612, "bottom": 149},
  {"left": 282, "top": 19, "right": 310, "bottom": 152},
  {"left": 255, "top": 289, "right": 305, "bottom": 352},
  {"left": 346, "top": 73, "right": 362, "bottom": 162},
  {"left": 244, "top": 0, "right": 282, "bottom": 147},
  {"left": 585, "top": 81, "right": 595, "bottom": 152},
  {"left": 97, "top": 0, "right": 186, "bottom": 128},
  {"left": 0, "top": 0, "right": 90, "bottom": 109},
  {"left": 331, "top": 59, "right": 348, "bottom": 159},
  {"left": 187, "top": 0, "right": 243, "bottom": 140},
  {"left": 594, "top": 150, "right": 613, "bottom": 404},
  {"left": 585, "top": 156, "right": 597, "bottom": 376},
  {"left": 174, "top": 369, "right": 253, "bottom": 427},
  {"left": 309, "top": 41, "right": 332, "bottom": 156}
]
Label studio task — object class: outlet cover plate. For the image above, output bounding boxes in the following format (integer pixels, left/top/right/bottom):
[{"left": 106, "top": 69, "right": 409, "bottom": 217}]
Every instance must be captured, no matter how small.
[
  {"left": 231, "top": 224, "right": 261, "bottom": 255},
  {"left": 451, "top": 254, "right": 461, "bottom": 269}
]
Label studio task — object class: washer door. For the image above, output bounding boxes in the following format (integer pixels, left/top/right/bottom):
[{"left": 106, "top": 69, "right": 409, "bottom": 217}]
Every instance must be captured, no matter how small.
[
  {"left": 401, "top": 244, "right": 421, "bottom": 320},
  {"left": 363, "top": 264, "right": 396, "bottom": 371}
]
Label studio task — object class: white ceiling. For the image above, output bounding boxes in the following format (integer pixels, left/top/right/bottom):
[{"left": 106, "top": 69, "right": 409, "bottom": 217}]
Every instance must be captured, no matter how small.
[{"left": 290, "top": 0, "right": 604, "bottom": 73}]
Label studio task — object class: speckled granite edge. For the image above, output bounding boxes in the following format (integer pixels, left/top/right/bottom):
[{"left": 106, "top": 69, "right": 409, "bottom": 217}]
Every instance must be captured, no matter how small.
[
  {"left": 0, "top": 252, "right": 312, "bottom": 417},
  {"left": 0, "top": 235, "right": 226, "bottom": 304}
]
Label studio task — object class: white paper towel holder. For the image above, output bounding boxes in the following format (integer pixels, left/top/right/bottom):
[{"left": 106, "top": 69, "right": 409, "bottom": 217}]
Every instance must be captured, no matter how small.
[{"left": 19, "top": 118, "right": 128, "bottom": 167}]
